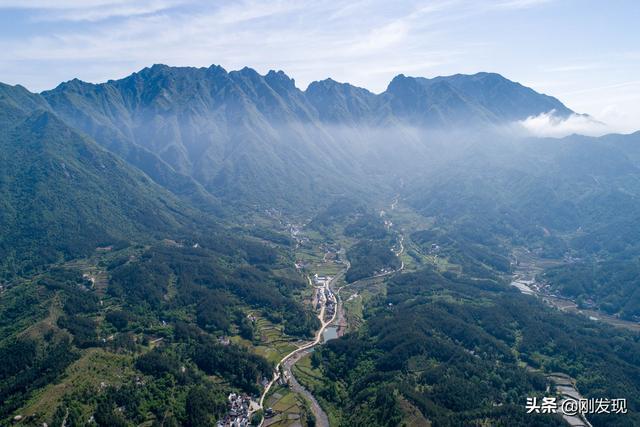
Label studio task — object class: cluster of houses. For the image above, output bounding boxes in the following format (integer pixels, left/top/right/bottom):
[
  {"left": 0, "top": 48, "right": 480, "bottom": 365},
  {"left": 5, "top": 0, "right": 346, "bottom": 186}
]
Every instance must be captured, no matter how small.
[
  {"left": 313, "top": 273, "right": 331, "bottom": 286},
  {"left": 528, "top": 280, "right": 560, "bottom": 298},
  {"left": 324, "top": 288, "right": 336, "bottom": 320},
  {"left": 217, "top": 393, "right": 253, "bottom": 427},
  {"left": 314, "top": 288, "right": 323, "bottom": 311},
  {"left": 311, "top": 274, "right": 337, "bottom": 320},
  {"left": 324, "top": 302, "right": 335, "bottom": 320},
  {"left": 288, "top": 223, "right": 308, "bottom": 247}
]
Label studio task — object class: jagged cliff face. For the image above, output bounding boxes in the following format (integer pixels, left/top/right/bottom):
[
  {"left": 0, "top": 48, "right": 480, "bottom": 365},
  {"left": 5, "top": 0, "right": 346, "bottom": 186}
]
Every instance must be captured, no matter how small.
[{"left": 35, "top": 65, "right": 572, "bottom": 207}]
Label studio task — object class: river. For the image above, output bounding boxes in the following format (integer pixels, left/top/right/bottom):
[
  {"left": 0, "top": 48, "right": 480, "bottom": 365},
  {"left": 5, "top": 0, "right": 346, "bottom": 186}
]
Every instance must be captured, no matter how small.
[
  {"left": 510, "top": 249, "right": 640, "bottom": 332},
  {"left": 322, "top": 326, "right": 338, "bottom": 342},
  {"left": 257, "top": 200, "right": 405, "bottom": 426}
]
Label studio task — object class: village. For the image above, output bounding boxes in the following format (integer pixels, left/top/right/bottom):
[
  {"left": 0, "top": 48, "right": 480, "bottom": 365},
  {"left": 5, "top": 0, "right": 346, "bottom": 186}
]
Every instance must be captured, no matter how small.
[
  {"left": 216, "top": 393, "right": 255, "bottom": 427},
  {"left": 313, "top": 274, "right": 336, "bottom": 323},
  {"left": 216, "top": 270, "right": 338, "bottom": 427}
]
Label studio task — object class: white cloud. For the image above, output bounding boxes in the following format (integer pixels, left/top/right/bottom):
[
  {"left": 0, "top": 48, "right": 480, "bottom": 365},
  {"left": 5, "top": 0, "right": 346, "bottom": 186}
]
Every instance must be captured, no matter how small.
[
  {"left": 347, "top": 20, "right": 410, "bottom": 53},
  {"left": 595, "top": 105, "right": 640, "bottom": 135},
  {"left": 0, "top": 0, "right": 128, "bottom": 7},
  {"left": 516, "top": 110, "right": 612, "bottom": 138},
  {"left": 0, "top": 0, "right": 474, "bottom": 92},
  {"left": 211, "top": 0, "right": 305, "bottom": 25},
  {"left": 40, "top": 2, "right": 184, "bottom": 22},
  {"left": 0, "top": 0, "right": 188, "bottom": 22},
  {"left": 492, "top": 0, "right": 554, "bottom": 10}
]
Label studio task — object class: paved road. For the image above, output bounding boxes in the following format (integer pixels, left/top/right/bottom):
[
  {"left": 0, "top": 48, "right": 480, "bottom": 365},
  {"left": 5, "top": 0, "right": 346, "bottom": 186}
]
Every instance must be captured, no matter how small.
[
  {"left": 255, "top": 200, "right": 405, "bottom": 426},
  {"left": 256, "top": 272, "right": 343, "bottom": 426}
]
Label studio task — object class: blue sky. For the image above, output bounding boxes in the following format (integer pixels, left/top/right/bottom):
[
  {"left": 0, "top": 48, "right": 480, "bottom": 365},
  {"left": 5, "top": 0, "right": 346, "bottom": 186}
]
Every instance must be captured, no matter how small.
[{"left": 0, "top": 0, "right": 638, "bottom": 134}]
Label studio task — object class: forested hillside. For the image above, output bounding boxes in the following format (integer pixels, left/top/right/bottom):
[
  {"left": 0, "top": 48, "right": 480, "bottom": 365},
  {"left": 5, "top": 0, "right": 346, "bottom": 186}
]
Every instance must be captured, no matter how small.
[
  {"left": 1, "top": 65, "right": 640, "bottom": 426},
  {"left": 0, "top": 108, "right": 210, "bottom": 276},
  {"left": 311, "top": 265, "right": 640, "bottom": 426}
]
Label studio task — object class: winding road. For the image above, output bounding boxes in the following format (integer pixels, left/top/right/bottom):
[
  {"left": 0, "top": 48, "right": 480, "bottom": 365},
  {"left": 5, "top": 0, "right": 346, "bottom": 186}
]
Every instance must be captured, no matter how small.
[
  {"left": 256, "top": 271, "right": 344, "bottom": 426},
  {"left": 255, "top": 200, "right": 405, "bottom": 426}
]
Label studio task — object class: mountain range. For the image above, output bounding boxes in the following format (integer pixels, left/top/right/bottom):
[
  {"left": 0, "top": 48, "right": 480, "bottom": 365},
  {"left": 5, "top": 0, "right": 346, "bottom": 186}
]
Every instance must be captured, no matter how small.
[
  {"left": 3, "top": 65, "right": 640, "bottom": 426},
  {"left": 2, "top": 65, "right": 575, "bottom": 210},
  {"left": 2, "top": 64, "right": 636, "bottom": 277}
]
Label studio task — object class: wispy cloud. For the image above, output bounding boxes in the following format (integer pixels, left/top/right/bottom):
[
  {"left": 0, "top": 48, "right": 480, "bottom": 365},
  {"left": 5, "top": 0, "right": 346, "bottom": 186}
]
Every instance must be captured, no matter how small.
[
  {"left": 543, "top": 63, "right": 606, "bottom": 73},
  {"left": 560, "top": 80, "right": 640, "bottom": 96},
  {"left": 212, "top": 0, "right": 306, "bottom": 25},
  {"left": 0, "top": 0, "right": 129, "bottom": 7},
  {"left": 347, "top": 20, "right": 410, "bottom": 53},
  {"left": 0, "top": 0, "right": 477, "bottom": 91},
  {"left": 492, "top": 0, "right": 554, "bottom": 10},
  {"left": 516, "top": 111, "right": 611, "bottom": 137},
  {"left": 0, "top": 0, "right": 188, "bottom": 22},
  {"left": 0, "top": 0, "right": 637, "bottom": 136}
]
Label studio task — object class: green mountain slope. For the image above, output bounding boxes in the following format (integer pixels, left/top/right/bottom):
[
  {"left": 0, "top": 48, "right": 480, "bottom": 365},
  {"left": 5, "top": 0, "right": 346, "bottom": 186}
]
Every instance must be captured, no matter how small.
[
  {"left": 1, "top": 82, "right": 223, "bottom": 216},
  {"left": 41, "top": 66, "right": 360, "bottom": 209},
  {"left": 39, "top": 66, "right": 575, "bottom": 210},
  {"left": 0, "top": 108, "right": 207, "bottom": 275}
]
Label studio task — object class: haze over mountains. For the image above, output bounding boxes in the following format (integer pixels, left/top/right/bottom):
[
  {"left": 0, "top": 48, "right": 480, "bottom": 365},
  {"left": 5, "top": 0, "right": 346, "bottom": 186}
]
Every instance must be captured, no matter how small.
[
  {"left": 3, "top": 64, "right": 639, "bottom": 278},
  {"left": 2, "top": 65, "right": 640, "bottom": 298},
  {"left": 2, "top": 65, "right": 576, "bottom": 209},
  {"left": 3, "top": 64, "right": 640, "bottom": 426}
]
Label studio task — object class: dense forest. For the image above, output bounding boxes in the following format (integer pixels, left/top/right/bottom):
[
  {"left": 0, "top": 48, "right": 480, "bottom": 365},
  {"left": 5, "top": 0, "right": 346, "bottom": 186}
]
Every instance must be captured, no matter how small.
[
  {"left": 0, "top": 230, "right": 317, "bottom": 425},
  {"left": 2, "top": 62, "right": 640, "bottom": 427},
  {"left": 345, "top": 238, "right": 401, "bottom": 283},
  {"left": 543, "top": 258, "right": 640, "bottom": 320},
  {"left": 310, "top": 265, "right": 640, "bottom": 426}
]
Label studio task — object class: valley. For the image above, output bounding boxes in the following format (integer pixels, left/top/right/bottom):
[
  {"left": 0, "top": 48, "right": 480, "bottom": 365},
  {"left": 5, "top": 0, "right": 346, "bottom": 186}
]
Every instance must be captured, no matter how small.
[
  {"left": 255, "top": 198, "right": 405, "bottom": 427},
  {"left": 510, "top": 249, "right": 640, "bottom": 333},
  {"left": 258, "top": 196, "right": 640, "bottom": 427},
  {"left": 1, "top": 64, "right": 640, "bottom": 427}
]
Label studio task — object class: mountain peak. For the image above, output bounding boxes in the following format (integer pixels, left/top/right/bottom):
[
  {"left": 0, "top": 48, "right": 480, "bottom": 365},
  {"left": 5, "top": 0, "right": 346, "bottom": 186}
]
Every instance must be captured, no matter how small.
[
  {"left": 207, "top": 64, "right": 228, "bottom": 75},
  {"left": 53, "top": 77, "right": 94, "bottom": 92},
  {"left": 388, "top": 73, "right": 407, "bottom": 84},
  {"left": 135, "top": 63, "right": 172, "bottom": 77},
  {"left": 386, "top": 73, "right": 423, "bottom": 91},
  {"left": 383, "top": 71, "right": 572, "bottom": 122},
  {"left": 469, "top": 71, "right": 505, "bottom": 80},
  {"left": 237, "top": 66, "right": 261, "bottom": 77},
  {"left": 265, "top": 70, "right": 296, "bottom": 90},
  {"left": 385, "top": 73, "right": 425, "bottom": 97},
  {"left": 306, "top": 78, "right": 371, "bottom": 93}
]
